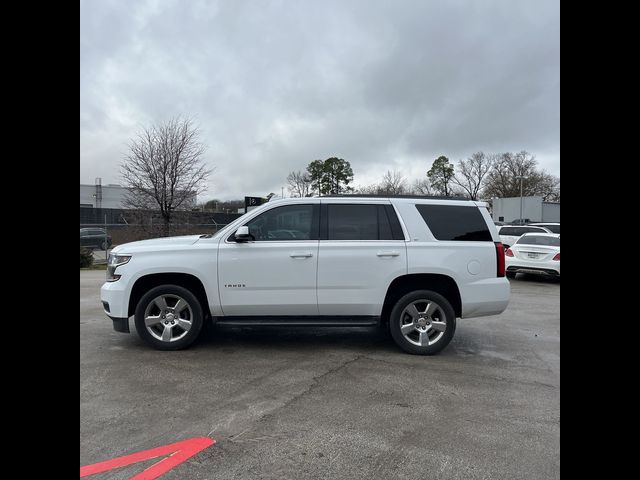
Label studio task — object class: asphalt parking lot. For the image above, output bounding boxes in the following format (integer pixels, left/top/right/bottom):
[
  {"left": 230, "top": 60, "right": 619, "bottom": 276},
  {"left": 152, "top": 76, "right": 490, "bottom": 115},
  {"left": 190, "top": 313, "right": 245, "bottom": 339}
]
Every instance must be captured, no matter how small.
[{"left": 80, "top": 272, "right": 559, "bottom": 479}]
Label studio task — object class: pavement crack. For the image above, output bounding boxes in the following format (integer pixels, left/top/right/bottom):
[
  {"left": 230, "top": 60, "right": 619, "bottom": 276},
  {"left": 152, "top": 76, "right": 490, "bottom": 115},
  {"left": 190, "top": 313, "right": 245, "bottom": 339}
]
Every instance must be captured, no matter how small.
[{"left": 275, "top": 354, "right": 365, "bottom": 411}]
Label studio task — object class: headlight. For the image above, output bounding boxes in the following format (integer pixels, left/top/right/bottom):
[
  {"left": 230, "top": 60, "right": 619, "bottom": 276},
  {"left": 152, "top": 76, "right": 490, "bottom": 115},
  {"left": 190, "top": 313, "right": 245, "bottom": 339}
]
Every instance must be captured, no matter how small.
[{"left": 107, "top": 254, "right": 131, "bottom": 282}]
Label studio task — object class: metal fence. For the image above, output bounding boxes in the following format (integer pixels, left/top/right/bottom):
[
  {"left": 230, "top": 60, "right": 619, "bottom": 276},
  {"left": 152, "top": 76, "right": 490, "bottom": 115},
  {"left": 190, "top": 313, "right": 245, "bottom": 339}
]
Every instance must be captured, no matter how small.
[{"left": 80, "top": 207, "right": 243, "bottom": 260}]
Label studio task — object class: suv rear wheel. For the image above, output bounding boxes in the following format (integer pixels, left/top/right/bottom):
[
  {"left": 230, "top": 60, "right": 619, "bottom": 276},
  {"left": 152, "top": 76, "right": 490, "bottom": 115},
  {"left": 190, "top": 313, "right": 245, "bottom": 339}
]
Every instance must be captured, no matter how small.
[
  {"left": 389, "top": 290, "right": 456, "bottom": 355},
  {"left": 134, "top": 285, "right": 204, "bottom": 350}
]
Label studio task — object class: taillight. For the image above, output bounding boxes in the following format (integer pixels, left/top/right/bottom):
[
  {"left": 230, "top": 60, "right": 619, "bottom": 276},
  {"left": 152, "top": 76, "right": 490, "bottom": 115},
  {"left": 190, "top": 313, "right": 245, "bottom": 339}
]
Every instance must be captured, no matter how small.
[
  {"left": 495, "top": 242, "right": 505, "bottom": 277},
  {"left": 553, "top": 252, "right": 560, "bottom": 261},
  {"left": 505, "top": 248, "right": 514, "bottom": 257}
]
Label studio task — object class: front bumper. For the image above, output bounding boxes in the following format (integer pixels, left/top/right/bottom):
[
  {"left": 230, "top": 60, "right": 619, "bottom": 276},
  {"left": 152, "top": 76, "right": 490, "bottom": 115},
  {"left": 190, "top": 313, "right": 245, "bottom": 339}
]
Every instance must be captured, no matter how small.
[
  {"left": 101, "top": 280, "right": 131, "bottom": 333},
  {"left": 107, "top": 314, "right": 130, "bottom": 333}
]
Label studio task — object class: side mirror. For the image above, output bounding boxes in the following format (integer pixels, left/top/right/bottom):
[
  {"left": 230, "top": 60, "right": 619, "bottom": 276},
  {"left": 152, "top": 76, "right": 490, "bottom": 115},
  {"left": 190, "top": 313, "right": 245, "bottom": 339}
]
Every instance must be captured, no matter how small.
[{"left": 234, "top": 226, "right": 252, "bottom": 243}]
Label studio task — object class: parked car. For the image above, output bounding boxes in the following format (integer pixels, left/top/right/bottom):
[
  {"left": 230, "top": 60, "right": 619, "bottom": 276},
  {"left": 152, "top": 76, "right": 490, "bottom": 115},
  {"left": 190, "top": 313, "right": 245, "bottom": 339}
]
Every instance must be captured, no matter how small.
[
  {"left": 80, "top": 228, "right": 112, "bottom": 250},
  {"left": 497, "top": 225, "right": 552, "bottom": 249},
  {"left": 101, "top": 196, "right": 510, "bottom": 355},
  {"left": 505, "top": 233, "right": 560, "bottom": 279},
  {"left": 528, "top": 222, "right": 560, "bottom": 234}
]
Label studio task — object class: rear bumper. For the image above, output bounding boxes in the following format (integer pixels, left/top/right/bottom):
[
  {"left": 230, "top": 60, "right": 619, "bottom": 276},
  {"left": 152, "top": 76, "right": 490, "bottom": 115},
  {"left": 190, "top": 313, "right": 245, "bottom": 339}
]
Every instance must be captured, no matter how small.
[
  {"left": 506, "top": 257, "right": 560, "bottom": 276},
  {"left": 460, "top": 277, "right": 510, "bottom": 319},
  {"left": 507, "top": 265, "right": 560, "bottom": 276}
]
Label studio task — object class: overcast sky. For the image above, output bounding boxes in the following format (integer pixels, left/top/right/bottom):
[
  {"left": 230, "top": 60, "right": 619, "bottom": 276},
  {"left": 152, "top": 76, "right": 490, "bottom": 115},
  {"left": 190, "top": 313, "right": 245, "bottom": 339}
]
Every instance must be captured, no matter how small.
[{"left": 80, "top": 0, "right": 559, "bottom": 201}]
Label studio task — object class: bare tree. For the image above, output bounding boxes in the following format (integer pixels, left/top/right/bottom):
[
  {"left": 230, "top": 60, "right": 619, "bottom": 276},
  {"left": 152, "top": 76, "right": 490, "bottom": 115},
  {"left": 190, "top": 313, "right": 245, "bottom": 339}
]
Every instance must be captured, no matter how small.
[
  {"left": 121, "top": 118, "right": 212, "bottom": 229},
  {"left": 451, "top": 152, "right": 495, "bottom": 200},
  {"left": 483, "top": 151, "right": 559, "bottom": 201},
  {"left": 410, "top": 178, "right": 432, "bottom": 195},
  {"left": 379, "top": 170, "right": 408, "bottom": 195},
  {"left": 286, "top": 170, "right": 312, "bottom": 197},
  {"left": 355, "top": 183, "right": 382, "bottom": 194}
]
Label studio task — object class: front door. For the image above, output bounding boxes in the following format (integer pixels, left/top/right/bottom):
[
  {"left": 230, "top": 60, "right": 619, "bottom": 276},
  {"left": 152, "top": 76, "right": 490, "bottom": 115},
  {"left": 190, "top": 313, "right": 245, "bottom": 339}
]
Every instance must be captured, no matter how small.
[{"left": 217, "top": 203, "right": 320, "bottom": 316}]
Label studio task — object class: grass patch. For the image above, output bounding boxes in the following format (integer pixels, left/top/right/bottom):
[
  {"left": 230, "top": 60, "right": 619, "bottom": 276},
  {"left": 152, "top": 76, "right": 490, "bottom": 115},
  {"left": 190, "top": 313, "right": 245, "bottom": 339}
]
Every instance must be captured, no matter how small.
[{"left": 80, "top": 263, "right": 107, "bottom": 271}]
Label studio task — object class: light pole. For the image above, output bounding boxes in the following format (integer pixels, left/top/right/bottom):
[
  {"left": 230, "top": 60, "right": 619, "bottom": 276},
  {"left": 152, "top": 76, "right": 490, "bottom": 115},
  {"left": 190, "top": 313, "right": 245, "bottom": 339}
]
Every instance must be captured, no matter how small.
[
  {"left": 281, "top": 186, "right": 284, "bottom": 199},
  {"left": 516, "top": 176, "right": 526, "bottom": 223}
]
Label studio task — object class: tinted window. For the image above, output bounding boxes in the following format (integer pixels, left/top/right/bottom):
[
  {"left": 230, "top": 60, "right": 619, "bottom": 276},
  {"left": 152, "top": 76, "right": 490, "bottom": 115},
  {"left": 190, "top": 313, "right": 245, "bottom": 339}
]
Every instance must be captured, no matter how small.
[
  {"left": 523, "top": 227, "right": 547, "bottom": 234},
  {"left": 377, "top": 206, "right": 393, "bottom": 240},
  {"left": 415, "top": 204, "right": 492, "bottom": 241},
  {"left": 516, "top": 235, "right": 560, "bottom": 246},
  {"left": 328, "top": 204, "right": 378, "bottom": 240},
  {"left": 245, "top": 205, "right": 314, "bottom": 241},
  {"left": 537, "top": 224, "right": 560, "bottom": 233},
  {"left": 499, "top": 227, "right": 516, "bottom": 236},
  {"left": 90, "top": 229, "right": 106, "bottom": 235}
]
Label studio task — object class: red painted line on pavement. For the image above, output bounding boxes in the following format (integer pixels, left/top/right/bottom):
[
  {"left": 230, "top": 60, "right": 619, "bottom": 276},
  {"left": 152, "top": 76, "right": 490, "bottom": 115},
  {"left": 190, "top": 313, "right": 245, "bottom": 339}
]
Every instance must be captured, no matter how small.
[{"left": 80, "top": 436, "right": 215, "bottom": 480}]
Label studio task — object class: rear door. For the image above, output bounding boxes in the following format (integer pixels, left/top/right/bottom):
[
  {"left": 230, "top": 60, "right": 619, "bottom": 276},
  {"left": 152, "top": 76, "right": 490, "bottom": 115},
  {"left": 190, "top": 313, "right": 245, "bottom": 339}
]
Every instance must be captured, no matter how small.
[{"left": 317, "top": 201, "right": 407, "bottom": 316}]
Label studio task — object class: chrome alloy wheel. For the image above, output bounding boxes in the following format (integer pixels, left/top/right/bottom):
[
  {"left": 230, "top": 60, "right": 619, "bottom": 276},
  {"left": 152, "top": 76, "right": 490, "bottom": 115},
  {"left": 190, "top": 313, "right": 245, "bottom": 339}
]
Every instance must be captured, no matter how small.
[
  {"left": 143, "top": 294, "right": 193, "bottom": 343},
  {"left": 399, "top": 299, "right": 447, "bottom": 347}
]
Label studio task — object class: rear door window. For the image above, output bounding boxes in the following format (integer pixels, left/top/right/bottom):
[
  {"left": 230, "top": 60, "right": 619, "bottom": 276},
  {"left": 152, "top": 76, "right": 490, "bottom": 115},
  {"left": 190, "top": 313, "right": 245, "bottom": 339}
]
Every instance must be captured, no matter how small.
[
  {"left": 415, "top": 204, "right": 492, "bottom": 241},
  {"left": 327, "top": 204, "right": 378, "bottom": 240},
  {"left": 324, "top": 204, "right": 404, "bottom": 240}
]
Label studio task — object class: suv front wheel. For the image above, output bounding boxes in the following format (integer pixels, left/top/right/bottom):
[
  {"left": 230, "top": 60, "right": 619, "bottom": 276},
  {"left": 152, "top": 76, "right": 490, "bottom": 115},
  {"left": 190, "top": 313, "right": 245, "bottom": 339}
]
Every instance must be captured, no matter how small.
[
  {"left": 134, "top": 285, "right": 204, "bottom": 350},
  {"left": 389, "top": 290, "right": 456, "bottom": 355}
]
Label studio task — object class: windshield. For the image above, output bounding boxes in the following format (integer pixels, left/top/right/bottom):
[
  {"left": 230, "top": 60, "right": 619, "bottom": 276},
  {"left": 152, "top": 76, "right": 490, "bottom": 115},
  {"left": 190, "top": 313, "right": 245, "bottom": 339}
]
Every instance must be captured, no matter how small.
[{"left": 516, "top": 235, "right": 560, "bottom": 247}]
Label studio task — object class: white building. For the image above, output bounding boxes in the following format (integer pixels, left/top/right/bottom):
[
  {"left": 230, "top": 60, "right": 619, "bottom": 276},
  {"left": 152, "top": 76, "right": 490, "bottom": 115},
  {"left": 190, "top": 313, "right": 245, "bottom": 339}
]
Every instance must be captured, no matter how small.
[
  {"left": 491, "top": 196, "right": 560, "bottom": 223},
  {"left": 80, "top": 184, "right": 129, "bottom": 209},
  {"left": 80, "top": 183, "right": 198, "bottom": 210}
]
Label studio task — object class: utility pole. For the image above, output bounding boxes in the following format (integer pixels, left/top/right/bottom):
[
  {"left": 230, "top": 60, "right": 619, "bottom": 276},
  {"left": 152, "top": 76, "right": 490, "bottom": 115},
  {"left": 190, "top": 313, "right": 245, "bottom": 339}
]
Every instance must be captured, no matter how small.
[{"left": 516, "top": 176, "right": 526, "bottom": 223}]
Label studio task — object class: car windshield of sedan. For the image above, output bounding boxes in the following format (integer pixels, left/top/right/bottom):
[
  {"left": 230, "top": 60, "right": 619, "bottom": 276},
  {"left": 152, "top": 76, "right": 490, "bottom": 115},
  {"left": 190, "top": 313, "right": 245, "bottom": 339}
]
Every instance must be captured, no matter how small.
[{"left": 516, "top": 235, "right": 560, "bottom": 246}]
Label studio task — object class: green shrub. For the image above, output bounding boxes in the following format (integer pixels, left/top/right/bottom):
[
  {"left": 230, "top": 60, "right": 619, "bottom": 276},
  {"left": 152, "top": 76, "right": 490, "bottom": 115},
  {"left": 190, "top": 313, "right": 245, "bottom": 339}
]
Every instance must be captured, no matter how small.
[{"left": 80, "top": 247, "right": 94, "bottom": 268}]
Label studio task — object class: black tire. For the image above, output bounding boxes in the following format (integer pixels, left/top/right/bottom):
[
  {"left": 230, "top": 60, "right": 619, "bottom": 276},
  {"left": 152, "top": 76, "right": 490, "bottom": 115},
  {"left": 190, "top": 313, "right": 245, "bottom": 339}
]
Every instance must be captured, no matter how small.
[
  {"left": 100, "top": 241, "right": 108, "bottom": 250},
  {"left": 506, "top": 271, "right": 516, "bottom": 279},
  {"left": 389, "top": 290, "right": 456, "bottom": 355},
  {"left": 134, "top": 284, "right": 204, "bottom": 350}
]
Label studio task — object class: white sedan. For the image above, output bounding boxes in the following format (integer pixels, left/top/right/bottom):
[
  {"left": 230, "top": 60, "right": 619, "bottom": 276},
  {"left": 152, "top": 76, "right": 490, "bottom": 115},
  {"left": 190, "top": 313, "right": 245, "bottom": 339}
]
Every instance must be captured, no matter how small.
[{"left": 505, "top": 233, "right": 560, "bottom": 279}]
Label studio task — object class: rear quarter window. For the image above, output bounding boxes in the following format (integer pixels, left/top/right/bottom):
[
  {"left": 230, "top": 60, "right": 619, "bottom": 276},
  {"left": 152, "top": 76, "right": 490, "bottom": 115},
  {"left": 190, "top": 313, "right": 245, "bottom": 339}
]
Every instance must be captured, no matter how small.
[{"left": 415, "top": 204, "right": 492, "bottom": 241}]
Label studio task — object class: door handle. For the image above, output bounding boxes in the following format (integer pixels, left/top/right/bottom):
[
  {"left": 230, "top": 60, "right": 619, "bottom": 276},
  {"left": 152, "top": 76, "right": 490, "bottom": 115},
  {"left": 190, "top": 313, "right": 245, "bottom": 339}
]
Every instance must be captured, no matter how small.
[
  {"left": 377, "top": 251, "right": 400, "bottom": 257},
  {"left": 290, "top": 252, "right": 313, "bottom": 258}
]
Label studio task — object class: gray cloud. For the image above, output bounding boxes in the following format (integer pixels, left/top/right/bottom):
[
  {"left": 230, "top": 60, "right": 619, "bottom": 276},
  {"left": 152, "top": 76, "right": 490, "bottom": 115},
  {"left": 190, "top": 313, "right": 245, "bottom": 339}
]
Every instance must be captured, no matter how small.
[{"left": 81, "top": 0, "right": 559, "bottom": 200}]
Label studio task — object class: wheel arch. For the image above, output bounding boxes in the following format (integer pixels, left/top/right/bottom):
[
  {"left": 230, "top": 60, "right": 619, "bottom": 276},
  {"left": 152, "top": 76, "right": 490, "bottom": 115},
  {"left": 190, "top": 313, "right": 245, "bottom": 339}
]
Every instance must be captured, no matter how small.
[
  {"left": 128, "top": 272, "right": 211, "bottom": 318},
  {"left": 381, "top": 273, "right": 462, "bottom": 324}
]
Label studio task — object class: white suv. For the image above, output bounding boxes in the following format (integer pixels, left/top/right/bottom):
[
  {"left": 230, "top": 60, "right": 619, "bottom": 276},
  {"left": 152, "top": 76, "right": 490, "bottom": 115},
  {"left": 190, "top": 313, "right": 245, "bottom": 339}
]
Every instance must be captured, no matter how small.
[
  {"left": 101, "top": 196, "right": 510, "bottom": 355},
  {"left": 498, "top": 225, "right": 552, "bottom": 249}
]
